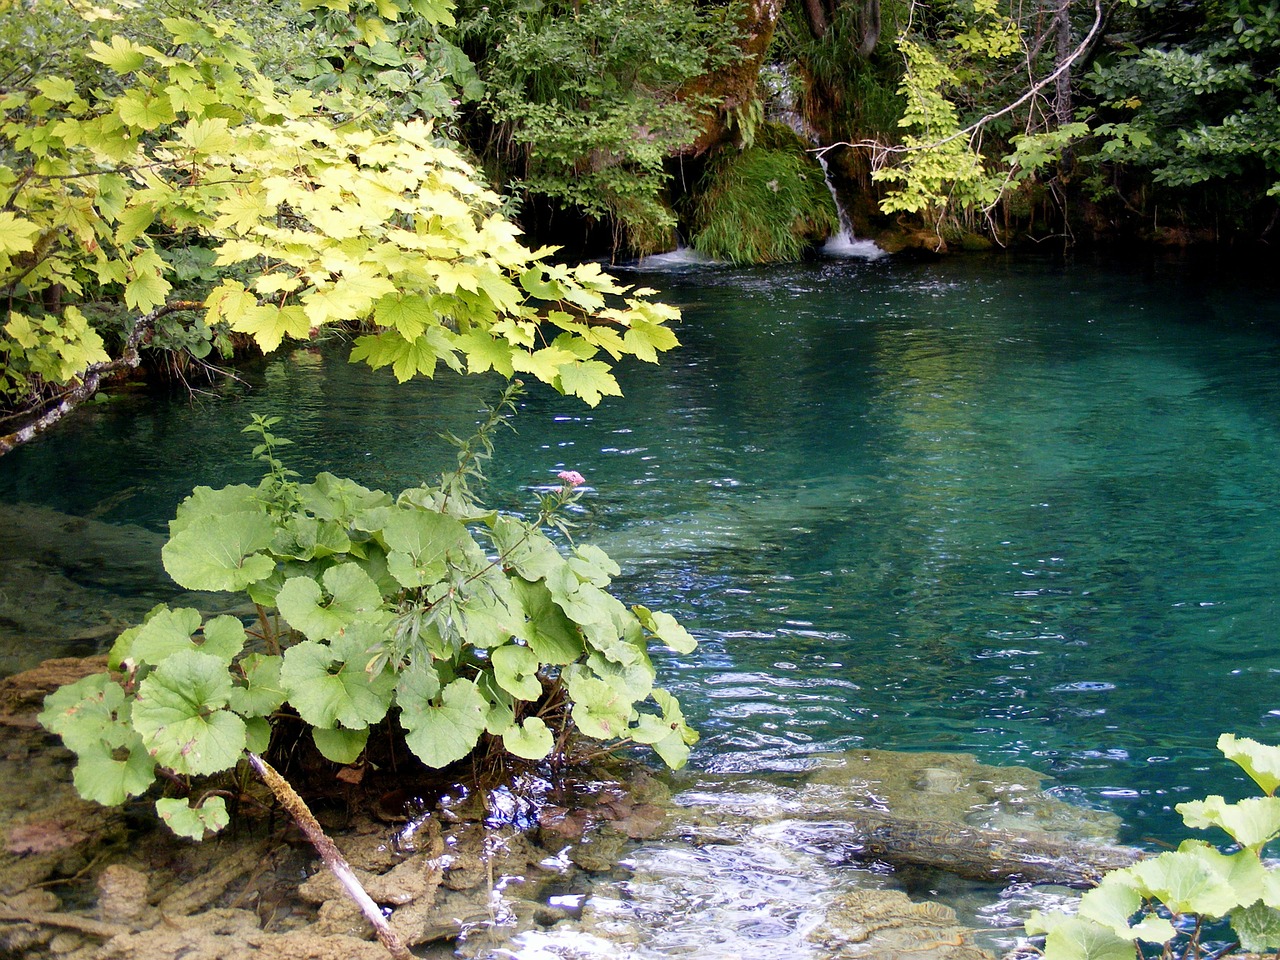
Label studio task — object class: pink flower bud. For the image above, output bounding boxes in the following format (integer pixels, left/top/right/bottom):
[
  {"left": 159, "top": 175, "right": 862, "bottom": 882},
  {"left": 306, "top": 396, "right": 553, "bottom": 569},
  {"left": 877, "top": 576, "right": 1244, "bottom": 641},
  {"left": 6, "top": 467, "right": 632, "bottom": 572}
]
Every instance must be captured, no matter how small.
[{"left": 556, "top": 470, "right": 585, "bottom": 487}]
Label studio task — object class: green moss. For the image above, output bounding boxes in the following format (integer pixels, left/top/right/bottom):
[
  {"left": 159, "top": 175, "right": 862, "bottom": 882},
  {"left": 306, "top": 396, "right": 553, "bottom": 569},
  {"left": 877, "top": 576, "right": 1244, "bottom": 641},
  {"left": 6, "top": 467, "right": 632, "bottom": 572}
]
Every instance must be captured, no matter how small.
[{"left": 689, "top": 138, "right": 839, "bottom": 264}]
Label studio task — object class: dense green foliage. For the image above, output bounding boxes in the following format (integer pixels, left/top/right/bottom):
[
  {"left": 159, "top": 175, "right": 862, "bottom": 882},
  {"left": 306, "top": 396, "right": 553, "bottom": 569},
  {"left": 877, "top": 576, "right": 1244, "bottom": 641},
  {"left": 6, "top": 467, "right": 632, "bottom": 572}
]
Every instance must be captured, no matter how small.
[
  {"left": 39, "top": 405, "right": 697, "bottom": 838},
  {"left": 1029, "top": 735, "right": 1280, "bottom": 960},
  {"left": 0, "top": 0, "right": 679, "bottom": 431},
  {"left": 689, "top": 129, "right": 838, "bottom": 263},
  {"left": 4, "top": 0, "right": 695, "bottom": 840},
  {"left": 452, "top": 0, "right": 744, "bottom": 255}
]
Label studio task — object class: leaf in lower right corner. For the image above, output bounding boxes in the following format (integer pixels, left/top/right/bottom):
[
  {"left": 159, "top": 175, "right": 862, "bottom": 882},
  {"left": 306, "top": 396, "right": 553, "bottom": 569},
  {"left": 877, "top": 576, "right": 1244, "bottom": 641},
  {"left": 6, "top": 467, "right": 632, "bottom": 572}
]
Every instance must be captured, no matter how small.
[{"left": 1232, "top": 899, "right": 1280, "bottom": 952}]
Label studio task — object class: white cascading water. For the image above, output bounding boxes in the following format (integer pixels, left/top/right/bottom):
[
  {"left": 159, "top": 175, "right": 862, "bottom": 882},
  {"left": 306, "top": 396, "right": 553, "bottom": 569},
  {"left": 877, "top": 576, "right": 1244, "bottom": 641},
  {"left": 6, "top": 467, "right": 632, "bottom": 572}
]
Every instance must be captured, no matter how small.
[{"left": 817, "top": 154, "right": 886, "bottom": 260}]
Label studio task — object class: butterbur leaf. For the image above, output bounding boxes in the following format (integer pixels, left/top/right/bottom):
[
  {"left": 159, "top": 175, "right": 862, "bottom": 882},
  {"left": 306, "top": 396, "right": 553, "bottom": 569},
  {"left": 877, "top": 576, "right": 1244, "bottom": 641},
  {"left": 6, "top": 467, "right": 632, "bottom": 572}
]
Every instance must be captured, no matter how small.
[
  {"left": 1219, "top": 734, "right": 1280, "bottom": 796},
  {"left": 492, "top": 644, "right": 542, "bottom": 701},
  {"left": 39, "top": 673, "right": 133, "bottom": 754},
  {"left": 1129, "top": 841, "right": 1259, "bottom": 918},
  {"left": 491, "top": 517, "right": 563, "bottom": 581},
  {"left": 313, "top": 726, "right": 370, "bottom": 764},
  {"left": 401, "top": 677, "right": 488, "bottom": 768},
  {"left": 199, "top": 616, "right": 248, "bottom": 661},
  {"left": 503, "top": 717, "right": 554, "bottom": 760},
  {"left": 229, "top": 653, "right": 287, "bottom": 718},
  {"left": 156, "top": 796, "right": 230, "bottom": 840},
  {"left": 276, "top": 565, "right": 382, "bottom": 641},
  {"left": 569, "top": 544, "right": 619, "bottom": 586},
  {"left": 132, "top": 651, "right": 246, "bottom": 776},
  {"left": 635, "top": 605, "right": 697, "bottom": 654},
  {"left": 127, "top": 607, "right": 202, "bottom": 664},
  {"left": 1024, "top": 913, "right": 1136, "bottom": 960},
  {"left": 514, "top": 578, "right": 584, "bottom": 664},
  {"left": 244, "top": 716, "right": 272, "bottom": 753},
  {"left": 279, "top": 625, "right": 395, "bottom": 730},
  {"left": 382, "top": 508, "right": 468, "bottom": 588},
  {"left": 72, "top": 737, "right": 157, "bottom": 806},
  {"left": 1178, "top": 795, "right": 1280, "bottom": 850},
  {"left": 1232, "top": 900, "right": 1280, "bottom": 952},
  {"left": 1077, "top": 871, "right": 1164, "bottom": 940},
  {"left": 162, "top": 512, "right": 276, "bottom": 591},
  {"left": 169, "top": 485, "right": 264, "bottom": 535},
  {"left": 302, "top": 473, "right": 391, "bottom": 522},
  {"left": 563, "top": 664, "right": 634, "bottom": 740}
]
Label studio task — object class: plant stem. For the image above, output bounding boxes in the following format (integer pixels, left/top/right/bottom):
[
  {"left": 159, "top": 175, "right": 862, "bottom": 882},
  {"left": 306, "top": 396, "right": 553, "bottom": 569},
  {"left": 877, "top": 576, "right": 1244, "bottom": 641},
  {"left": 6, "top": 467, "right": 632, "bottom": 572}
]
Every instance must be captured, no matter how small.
[{"left": 246, "top": 752, "right": 411, "bottom": 960}]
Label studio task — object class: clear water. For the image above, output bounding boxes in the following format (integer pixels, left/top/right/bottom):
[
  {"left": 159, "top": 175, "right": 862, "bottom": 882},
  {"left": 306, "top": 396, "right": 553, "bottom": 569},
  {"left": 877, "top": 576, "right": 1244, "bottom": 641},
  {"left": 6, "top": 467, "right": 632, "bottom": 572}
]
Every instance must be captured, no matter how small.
[{"left": 5, "top": 252, "right": 1280, "bottom": 846}]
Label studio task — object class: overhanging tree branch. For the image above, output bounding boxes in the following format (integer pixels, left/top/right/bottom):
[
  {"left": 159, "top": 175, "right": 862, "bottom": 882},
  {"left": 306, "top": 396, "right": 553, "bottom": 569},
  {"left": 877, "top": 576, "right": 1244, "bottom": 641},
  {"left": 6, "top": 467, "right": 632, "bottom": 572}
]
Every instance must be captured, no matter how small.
[{"left": 0, "top": 300, "right": 204, "bottom": 457}]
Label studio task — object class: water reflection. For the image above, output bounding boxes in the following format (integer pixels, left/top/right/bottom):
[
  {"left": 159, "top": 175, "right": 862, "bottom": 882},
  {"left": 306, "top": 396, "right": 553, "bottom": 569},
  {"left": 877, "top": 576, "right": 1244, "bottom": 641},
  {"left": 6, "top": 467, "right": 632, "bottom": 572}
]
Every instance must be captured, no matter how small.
[{"left": 4, "top": 255, "right": 1280, "bottom": 843}]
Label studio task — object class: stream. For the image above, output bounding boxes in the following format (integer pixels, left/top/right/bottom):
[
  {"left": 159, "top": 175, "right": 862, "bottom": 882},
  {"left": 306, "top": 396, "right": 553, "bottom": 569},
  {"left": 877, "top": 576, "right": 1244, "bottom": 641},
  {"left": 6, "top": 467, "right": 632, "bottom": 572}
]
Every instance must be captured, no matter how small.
[{"left": 3, "top": 249, "right": 1280, "bottom": 956}]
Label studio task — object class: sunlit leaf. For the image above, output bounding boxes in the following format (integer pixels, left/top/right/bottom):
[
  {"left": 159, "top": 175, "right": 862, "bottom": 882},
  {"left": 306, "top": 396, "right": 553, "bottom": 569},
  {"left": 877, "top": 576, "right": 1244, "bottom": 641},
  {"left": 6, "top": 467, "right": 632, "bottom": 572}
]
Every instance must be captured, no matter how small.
[
  {"left": 132, "top": 650, "right": 246, "bottom": 776},
  {"left": 1219, "top": 734, "right": 1280, "bottom": 796},
  {"left": 502, "top": 716, "right": 554, "bottom": 760},
  {"left": 492, "top": 643, "right": 542, "bottom": 701},
  {"left": 162, "top": 511, "right": 277, "bottom": 591}
]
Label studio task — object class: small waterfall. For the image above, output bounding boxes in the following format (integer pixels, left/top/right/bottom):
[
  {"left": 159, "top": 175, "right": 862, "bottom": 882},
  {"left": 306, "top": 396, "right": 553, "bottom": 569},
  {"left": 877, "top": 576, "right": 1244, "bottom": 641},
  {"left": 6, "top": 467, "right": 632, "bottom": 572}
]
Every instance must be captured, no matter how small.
[
  {"left": 817, "top": 154, "right": 886, "bottom": 260},
  {"left": 764, "top": 64, "right": 885, "bottom": 260}
]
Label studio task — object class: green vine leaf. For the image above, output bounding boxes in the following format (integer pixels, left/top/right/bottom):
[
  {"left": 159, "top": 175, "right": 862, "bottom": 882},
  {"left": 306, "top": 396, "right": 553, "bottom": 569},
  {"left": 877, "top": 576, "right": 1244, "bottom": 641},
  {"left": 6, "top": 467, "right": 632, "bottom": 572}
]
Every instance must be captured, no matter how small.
[
  {"left": 1129, "top": 841, "right": 1261, "bottom": 918},
  {"left": 131, "top": 650, "right": 247, "bottom": 777}
]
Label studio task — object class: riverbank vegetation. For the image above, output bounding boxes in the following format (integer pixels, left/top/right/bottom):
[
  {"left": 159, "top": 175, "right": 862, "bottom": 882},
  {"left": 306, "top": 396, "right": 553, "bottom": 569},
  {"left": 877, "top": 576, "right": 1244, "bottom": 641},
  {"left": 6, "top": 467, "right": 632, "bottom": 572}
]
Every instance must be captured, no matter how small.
[{"left": 5, "top": 0, "right": 1279, "bottom": 439}]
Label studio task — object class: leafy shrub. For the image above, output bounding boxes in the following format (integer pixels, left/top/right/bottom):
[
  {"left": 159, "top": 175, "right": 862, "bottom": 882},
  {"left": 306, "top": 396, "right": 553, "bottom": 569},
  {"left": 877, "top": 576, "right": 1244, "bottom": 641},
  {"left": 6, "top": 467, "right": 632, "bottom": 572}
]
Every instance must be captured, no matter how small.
[
  {"left": 39, "top": 402, "right": 698, "bottom": 839},
  {"left": 1028, "top": 734, "right": 1280, "bottom": 960}
]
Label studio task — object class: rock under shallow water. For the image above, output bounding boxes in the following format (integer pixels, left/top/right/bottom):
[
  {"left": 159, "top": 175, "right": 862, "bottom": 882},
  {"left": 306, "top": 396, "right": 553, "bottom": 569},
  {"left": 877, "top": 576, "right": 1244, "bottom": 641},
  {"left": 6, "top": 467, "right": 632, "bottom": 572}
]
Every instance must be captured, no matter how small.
[{"left": 0, "top": 656, "right": 1140, "bottom": 960}]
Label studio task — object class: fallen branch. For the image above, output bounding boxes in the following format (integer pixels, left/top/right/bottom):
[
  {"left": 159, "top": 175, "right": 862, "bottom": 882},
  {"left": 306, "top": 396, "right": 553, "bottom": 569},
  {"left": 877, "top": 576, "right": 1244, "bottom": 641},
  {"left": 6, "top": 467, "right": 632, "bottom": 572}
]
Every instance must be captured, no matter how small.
[
  {"left": 246, "top": 752, "right": 411, "bottom": 960},
  {"left": 815, "top": 0, "right": 1104, "bottom": 165},
  {"left": 808, "top": 806, "right": 1145, "bottom": 886}
]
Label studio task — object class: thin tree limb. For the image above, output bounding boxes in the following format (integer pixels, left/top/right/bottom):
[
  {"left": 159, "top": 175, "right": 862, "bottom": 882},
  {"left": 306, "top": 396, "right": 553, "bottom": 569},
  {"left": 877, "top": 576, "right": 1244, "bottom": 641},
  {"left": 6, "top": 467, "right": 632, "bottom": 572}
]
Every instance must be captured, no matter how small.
[
  {"left": 0, "top": 300, "right": 204, "bottom": 456},
  {"left": 815, "top": 0, "right": 1103, "bottom": 162}
]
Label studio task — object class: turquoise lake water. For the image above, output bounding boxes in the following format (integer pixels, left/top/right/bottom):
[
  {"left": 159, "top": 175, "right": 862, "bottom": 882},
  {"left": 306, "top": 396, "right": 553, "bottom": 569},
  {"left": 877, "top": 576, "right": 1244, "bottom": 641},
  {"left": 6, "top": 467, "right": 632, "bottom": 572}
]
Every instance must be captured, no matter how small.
[{"left": 4, "top": 251, "right": 1280, "bottom": 845}]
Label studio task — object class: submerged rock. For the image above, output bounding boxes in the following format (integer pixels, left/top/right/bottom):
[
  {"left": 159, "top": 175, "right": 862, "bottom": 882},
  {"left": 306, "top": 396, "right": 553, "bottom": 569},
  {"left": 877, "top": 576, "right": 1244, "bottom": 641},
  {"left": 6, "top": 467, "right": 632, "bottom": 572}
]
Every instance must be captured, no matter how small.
[{"left": 812, "top": 889, "right": 993, "bottom": 960}]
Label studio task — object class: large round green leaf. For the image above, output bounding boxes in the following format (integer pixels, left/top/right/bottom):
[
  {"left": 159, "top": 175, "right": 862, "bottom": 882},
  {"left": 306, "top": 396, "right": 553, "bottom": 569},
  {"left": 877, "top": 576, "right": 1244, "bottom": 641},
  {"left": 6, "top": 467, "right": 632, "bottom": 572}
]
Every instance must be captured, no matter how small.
[
  {"left": 132, "top": 650, "right": 246, "bottom": 776},
  {"left": 382, "top": 508, "right": 468, "bottom": 588},
  {"left": 502, "top": 717, "right": 554, "bottom": 760},
  {"left": 401, "top": 677, "right": 488, "bottom": 768},
  {"left": 162, "top": 512, "right": 277, "bottom": 591},
  {"left": 492, "top": 644, "right": 542, "bottom": 701},
  {"left": 279, "top": 627, "right": 395, "bottom": 730},
  {"left": 276, "top": 564, "right": 383, "bottom": 642},
  {"left": 71, "top": 736, "right": 157, "bottom": 806}
]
